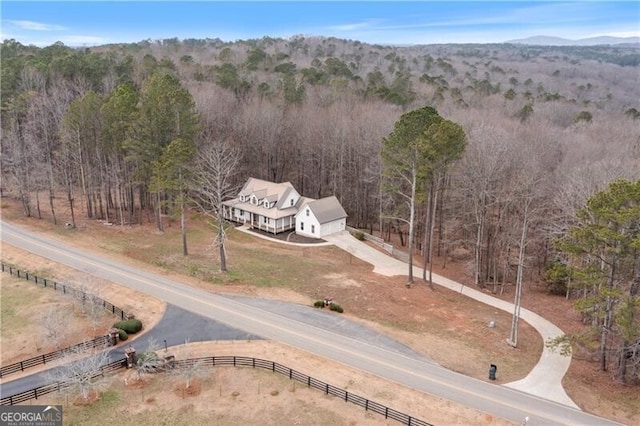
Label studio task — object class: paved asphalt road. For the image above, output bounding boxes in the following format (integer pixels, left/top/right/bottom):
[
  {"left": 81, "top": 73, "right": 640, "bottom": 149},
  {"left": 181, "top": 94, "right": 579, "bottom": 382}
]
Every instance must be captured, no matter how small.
[
  {"left": 0, "top": 221, "right": 622, "bottom": 425},
  {"left": 0, "top": 304, "right": 261, "bottom": 398}
]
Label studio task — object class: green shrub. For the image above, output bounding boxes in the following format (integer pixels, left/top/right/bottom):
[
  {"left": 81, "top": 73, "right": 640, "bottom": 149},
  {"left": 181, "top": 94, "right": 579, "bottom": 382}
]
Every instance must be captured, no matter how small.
[
  {"left": 314, "top": 300, "right": 325, "bottom": 308},
  {"left": 329, "top": 304, "right": 344, "bottom": 313},
  {"left": 113, "top": 318, "right": 143, "bottom": 334},
  {"left": 353, "top": 231, "right": 365, "bottom": 241},
  {"left": 117, "top": 329, "right": 128, "bottom": 341}
]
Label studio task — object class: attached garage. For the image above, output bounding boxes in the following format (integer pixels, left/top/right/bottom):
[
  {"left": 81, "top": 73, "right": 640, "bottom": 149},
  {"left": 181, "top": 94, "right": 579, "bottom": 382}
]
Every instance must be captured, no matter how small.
[{"left": 295, "top": 196, "right": 347, "bottom": 238}]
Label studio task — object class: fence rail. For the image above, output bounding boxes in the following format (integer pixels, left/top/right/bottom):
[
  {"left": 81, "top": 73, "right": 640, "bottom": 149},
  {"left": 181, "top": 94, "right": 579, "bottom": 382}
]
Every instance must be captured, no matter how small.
[
  {"left": 0, "top": 358, "right": 125, "bottom": 406},
  {"left": 0, "top": 262, "right": 132, "bottom": 322},
  {"left": 1, "top": 355, "right": 432, "bottom": 426},
  {"left": 0, "top": 262, "right": 131, "bottom": 378},
  {"left": 172, "top": 356, "right": 432, "bottom": 426},
  {"left": 0, "top": 335, "right": 116, "bottom": 379}
]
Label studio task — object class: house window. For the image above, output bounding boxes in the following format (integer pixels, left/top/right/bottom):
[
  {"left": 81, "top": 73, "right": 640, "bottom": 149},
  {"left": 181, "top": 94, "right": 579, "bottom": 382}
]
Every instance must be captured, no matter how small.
[
  {"left": 311, "top": 225, "right": 315, "bottom": 234},
  {"left": 300, "top": 222, "right": 304, "bottom": 230},
  {"left": 240, "top": 195, "right": 245, "bottom": 202},
  {"left": 263, "top": 216, "right": 268, "bottom": 224},
  {"left": 306, "top": 209, "right": 309, "bottom": 217},
  {"left": 290, "top": 199, "right": 294, "bottom": 206}
]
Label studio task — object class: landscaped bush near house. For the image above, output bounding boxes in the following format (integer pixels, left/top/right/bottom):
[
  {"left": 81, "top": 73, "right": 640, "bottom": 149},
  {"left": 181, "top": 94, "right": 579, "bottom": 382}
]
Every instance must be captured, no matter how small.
[
  {"left": 353, "top": 231, "right": 365, "bottom": 241},
  {"left": 314, "top": 300, "right": 325, "bottom": 308},
  {"left": 329, "top": 304, "right": 344, "bottom": 313},
  {"left": 117, "top": 329, "right": 129, "bottom": 341},
  {"left": 113, "top": 319, "right": 143, "bottom": 334}
]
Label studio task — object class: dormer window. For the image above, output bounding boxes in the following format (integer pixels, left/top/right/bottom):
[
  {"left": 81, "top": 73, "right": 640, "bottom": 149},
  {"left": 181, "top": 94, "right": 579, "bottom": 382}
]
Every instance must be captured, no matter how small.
[
  {"left": 263, "top": 200, "right": 269, "bottom": 208},
  {"left": 240, "top": 195, "right": 245, "bottom": 202},
  {"left": 306, "top": 209, "right": 309, "bottom": 217}
]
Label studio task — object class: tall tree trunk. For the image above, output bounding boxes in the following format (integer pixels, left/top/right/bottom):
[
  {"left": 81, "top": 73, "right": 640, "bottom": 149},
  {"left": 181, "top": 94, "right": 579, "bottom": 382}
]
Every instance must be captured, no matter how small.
[
  {"left": 406, "top": 157, "right": 417, "bottom": 287},
  {"left": 475, "top": 209, "right": 485, "bottom": 287},
  {"left": 218, "top": 218, "right": 227, "bottom": 272},
  {"left": 422, "top": 180, "right": 433, "bottom": 281},
  {"left": 617, "top": 270, "right": 639, "bottom": 382},
  {"left": 600, "top": 261, "right": 616, "bottom": 371},
  {"left": 509, "top": 201, "right": 529, "bottom": 347},
  {"left": 181, "top": 199, "right": 188, "bottom": 256},
  {"left": 155, "top": 192, "right": 164, "bottom": 232}
]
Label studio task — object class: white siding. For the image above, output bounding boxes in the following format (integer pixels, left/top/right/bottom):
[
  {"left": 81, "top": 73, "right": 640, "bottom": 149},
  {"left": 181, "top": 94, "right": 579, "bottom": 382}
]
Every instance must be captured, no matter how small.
[
  {"left": 296, "top": 207, "right": 320, "bottom": 238},
  {"left": 282, "top": 190, "right": 301, "bottom": 209},
  {"left": 319, "top": 219, "right": 346, "bottom": 237}
]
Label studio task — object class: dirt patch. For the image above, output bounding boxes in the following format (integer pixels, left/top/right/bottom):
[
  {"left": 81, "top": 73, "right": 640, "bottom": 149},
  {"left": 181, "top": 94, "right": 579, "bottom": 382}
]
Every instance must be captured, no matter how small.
[{"left": 323, "top": 272, "right": 361, "bottom": 288}]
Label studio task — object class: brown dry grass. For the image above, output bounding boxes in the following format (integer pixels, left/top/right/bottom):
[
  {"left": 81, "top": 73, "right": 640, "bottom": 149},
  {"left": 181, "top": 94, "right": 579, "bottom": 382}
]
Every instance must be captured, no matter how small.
[
  {"left": 1, "top": 195, "right": 638, "bottom": 424},
  {"left": 34, "top": 340, "right": 513, "bottom": 425}
]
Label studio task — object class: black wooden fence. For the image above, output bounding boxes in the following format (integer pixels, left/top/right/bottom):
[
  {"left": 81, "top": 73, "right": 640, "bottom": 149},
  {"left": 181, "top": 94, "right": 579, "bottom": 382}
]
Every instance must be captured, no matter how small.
[
  {"left": 172, "top": 356, "right": 433, "bottom": 426},
  {"left": 0, "top": 358, "right": 125, "bottom": 406},
  {"left": 0, "top": 262, "right": 132, "bottom": 321},
  {"left": 1, "top": 355, "right": 433, "bottom": 426},
  {"left": 0, "top": 334, "right": 116, "bottom": 379}
]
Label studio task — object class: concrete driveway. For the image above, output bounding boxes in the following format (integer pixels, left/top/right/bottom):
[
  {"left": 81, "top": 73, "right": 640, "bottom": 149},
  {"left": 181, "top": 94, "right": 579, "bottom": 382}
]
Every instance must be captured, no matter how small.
[{"left": 324, "top": 231, "right": 578, "bottom": 409}]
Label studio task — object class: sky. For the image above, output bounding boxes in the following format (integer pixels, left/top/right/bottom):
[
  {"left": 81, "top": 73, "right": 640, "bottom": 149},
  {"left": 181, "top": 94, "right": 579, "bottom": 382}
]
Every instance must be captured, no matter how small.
[{"left": 1, "top": 1, "right": 639, "bottom": 47}]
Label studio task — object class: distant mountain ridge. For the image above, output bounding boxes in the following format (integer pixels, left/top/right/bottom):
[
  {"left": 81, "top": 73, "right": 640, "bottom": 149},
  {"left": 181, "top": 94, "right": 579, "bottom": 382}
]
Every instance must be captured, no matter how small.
[{"left": 505, "top": 35, "right": 640, "bottom": 46}]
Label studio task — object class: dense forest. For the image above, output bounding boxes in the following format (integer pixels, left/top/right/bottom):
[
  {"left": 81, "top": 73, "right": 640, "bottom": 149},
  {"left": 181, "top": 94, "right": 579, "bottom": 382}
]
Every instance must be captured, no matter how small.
[{"left": 1, "top": 36, "right": 639, "bottom": 382}]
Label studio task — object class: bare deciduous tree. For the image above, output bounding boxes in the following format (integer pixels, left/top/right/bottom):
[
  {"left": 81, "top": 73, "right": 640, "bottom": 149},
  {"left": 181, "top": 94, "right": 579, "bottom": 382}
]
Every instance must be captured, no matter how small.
[
  {"left": 45, "top": 345, "right": 112, "bottom": 402},
  {"left": 191, "top": 128, "right": 241, "bottom": 272},
  {"left": 174, "top": 339, "right": 207, "bottom": 390},
  {"left": 41, "top": 306, "right": 71, "bottom": 350}
]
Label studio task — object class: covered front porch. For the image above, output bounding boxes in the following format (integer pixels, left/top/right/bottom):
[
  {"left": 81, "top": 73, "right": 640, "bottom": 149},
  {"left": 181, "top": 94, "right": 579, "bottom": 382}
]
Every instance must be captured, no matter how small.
[{"left": 223, "top": 205, "right": 295, "bottom": 234}]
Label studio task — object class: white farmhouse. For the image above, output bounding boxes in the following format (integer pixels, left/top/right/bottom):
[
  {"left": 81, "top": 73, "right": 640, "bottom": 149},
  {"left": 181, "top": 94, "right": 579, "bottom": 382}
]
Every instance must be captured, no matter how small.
[{"left": 222, "top": 177, "right": 347, "bottom": 238}]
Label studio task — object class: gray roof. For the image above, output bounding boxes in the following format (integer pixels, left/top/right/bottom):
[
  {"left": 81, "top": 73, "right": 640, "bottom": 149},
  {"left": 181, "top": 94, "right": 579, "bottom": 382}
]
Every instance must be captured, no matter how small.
[
  {"left": 240, "top": 178, "right": 295, "bottom": 203},
  {"left": 306, "top": 196, "right": 348, "bottom": 224}
]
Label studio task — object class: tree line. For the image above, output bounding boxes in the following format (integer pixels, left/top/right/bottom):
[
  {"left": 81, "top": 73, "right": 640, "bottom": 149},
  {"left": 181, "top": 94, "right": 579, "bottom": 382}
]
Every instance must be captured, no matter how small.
[{"left": 1, "top": 37, "right": 638, "bottom": 383}]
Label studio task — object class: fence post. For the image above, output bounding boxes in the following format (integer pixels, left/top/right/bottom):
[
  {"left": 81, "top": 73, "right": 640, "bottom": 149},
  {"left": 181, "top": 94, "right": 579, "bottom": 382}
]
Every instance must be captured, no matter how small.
[
  {"left": 54, "top": 282, "right": 56, "bottom": 290},
  {"left": 9, "top": 266, "right": 12, "bottom": 274},
  {"left": 34, "top": 387, "right": 38, "bottom": 400},
  {"left": 385, "top": 407, "right": 388, "bottom": 419},
  {"left": 35, "top": 275, "right": 38, "bottom": 284},
  {"left": 21, "top": 361, "right": 24, "bottom": 372},
  {"left": 365, "top": 400, "right": 368, "bottom": 411},
  {"left": 43, "top": 354, "right": 46, "bottom": 364},
  {"left": 325, "top": 384, "right": 329, "bottom": 394},
  {"left": 63, "top": 285, "right": 66, "bottom": 294},
  {"left": 345, "top": 391, "right": 348, "bottom": 401},
  {"left": 26, "top": 272, "right": 29, "bottom": 280},
  {"left": 17, "top": 269, "right": 20, "bottom": 278}
]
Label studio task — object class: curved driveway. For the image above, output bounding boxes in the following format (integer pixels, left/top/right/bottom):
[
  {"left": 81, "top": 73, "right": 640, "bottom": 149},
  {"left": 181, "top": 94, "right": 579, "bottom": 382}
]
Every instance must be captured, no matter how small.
[
  {"left": 0, "top": 221, "right": 620, "bottom": 425},
  {"left": 324, "top": 231, "right": 577, "bottom": 408}
]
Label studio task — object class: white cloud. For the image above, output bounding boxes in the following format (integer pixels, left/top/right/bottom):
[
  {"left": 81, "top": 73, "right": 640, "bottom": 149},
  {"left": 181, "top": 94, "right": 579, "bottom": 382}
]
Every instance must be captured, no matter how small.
[
  {"left": 61, "top": 35, "right": 108, "bottom": 45},
  {"left": 8, "top": 20, "right": 66, "bottom": 31},
  {"left": 327, "top": 19, "right": 384, "bottom": 32}
]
